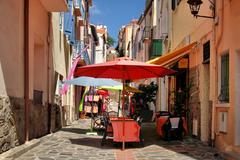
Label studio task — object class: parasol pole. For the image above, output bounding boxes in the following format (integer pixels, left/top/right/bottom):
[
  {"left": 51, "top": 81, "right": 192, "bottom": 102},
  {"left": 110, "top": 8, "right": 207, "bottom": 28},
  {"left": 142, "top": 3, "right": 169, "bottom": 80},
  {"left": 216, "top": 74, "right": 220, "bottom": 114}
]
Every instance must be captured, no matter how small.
[
  {"left": 121, "top": 79, "right": 125, "bottom": 150},
  {"left": 117, "top": 90, "right": 121, "bottom": 117}
]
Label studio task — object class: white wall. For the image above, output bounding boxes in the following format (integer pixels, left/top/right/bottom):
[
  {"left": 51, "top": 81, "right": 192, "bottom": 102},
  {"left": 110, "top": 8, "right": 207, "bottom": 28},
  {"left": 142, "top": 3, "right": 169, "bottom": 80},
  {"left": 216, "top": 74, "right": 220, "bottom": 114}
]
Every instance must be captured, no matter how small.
[
  {"left": 52, "top": 13, "right": 67, "bottom": 77},
  {"left": 95, "top": 33, "right": 105, "bottom": 63}
]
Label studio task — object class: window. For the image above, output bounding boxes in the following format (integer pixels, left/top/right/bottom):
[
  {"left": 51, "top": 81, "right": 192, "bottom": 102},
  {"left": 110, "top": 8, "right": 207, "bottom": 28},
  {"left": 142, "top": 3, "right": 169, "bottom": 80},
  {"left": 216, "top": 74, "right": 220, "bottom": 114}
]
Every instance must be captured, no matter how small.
[
  {"left": 172, "top": 0, "right": 181, "bottom": 11},
  {"left": 203, "top": 41, "right": 210, "bottom": 63},
  {"left": 149, "top": 39, "right": 162, "bottom": 59},
  {"left": 33, "top": 90, "right": 43, "bottom": 105},
  {"left": 219, "top": 53, "right": 229, "bottom": 102},
  {"left": 138, "top": 42, "right": 142, "bottom": 51}
]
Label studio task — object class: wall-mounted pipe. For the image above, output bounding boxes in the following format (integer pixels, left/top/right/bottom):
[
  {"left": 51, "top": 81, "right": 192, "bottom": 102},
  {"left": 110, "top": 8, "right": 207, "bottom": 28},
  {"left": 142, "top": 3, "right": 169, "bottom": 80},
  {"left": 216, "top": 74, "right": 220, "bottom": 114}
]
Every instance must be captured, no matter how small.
[
  {"left": 24, "top": 0, "right": 29, "bottom": 142},
  {"left": 211, "top": 0, "right": 224, "bottom": 147}
]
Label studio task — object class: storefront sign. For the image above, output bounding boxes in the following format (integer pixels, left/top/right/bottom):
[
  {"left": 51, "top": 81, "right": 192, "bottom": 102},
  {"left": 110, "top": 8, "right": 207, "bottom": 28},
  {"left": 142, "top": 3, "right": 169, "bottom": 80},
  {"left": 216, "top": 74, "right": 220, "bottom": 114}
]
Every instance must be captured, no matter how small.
[{"left": 178, "top": 58, "right": 188, "bottom": 68}]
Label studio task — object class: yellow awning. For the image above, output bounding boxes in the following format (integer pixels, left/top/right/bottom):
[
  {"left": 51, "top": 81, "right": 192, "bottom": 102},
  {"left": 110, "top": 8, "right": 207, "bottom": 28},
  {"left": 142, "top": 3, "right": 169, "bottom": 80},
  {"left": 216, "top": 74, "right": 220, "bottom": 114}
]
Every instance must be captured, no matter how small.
[
  {"left": 99, "top": 85, "right": 143, "bottom": 93},
  {"left": 147, "top": 42, "right": 197, "bottom": 66}
]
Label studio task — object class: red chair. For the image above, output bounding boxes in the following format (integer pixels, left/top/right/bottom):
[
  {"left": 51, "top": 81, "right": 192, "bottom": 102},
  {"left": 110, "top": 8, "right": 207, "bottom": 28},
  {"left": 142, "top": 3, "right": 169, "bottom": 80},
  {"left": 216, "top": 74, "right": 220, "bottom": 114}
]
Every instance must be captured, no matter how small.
[{"left": 111, "top": 120, "right": 141, "bottom": 142}]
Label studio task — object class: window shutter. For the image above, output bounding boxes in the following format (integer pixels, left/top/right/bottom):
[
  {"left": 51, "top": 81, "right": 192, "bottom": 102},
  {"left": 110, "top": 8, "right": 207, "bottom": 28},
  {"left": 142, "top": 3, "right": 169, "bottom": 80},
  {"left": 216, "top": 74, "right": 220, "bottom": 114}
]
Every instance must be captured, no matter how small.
[
  {"left": 203, "top": 41, "right": 210, "bottom": 63},
  {"left": 220, "top": 54, "right": 229, "bottom": 102},
  {"left": 64, "top": 0, "right": 73, "bottom": 36},
  {"left": 172, "top": 0, "right": 176, "bottom": 10},
  {"left": 149, "top": 39, "right": 162, "bottom": 59}
]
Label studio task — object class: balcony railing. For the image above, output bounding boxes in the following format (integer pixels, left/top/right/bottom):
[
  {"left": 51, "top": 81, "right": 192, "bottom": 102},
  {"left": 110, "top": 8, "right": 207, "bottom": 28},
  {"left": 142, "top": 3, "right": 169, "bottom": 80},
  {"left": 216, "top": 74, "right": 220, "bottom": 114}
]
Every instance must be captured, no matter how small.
[
  {"left": 142, "top": 26, "right": 152, "bottom": 43},
  {"left": 74, "top": 0, "right": 82, "bottom": 16}
]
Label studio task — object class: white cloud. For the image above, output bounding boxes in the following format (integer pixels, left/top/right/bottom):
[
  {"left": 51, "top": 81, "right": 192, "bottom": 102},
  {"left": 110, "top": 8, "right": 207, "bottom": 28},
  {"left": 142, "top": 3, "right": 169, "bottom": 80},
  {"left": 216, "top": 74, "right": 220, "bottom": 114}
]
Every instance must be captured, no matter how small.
[{"left": 90, "top": 5, "right": 102, "bottom": 15}]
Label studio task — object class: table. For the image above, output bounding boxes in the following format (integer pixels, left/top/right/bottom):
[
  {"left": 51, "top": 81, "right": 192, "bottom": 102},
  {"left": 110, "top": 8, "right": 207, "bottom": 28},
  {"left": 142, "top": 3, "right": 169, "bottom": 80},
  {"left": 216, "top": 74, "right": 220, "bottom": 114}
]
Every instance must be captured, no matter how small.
[
  {"left": 111, "top": 119, "right": 140, "bottom": 142},
  {"left": 156, "top": 116, "right": 188, "bottom": 137},
  {"left": 156, "top": 116, "right": 169, "bottom": 137}
]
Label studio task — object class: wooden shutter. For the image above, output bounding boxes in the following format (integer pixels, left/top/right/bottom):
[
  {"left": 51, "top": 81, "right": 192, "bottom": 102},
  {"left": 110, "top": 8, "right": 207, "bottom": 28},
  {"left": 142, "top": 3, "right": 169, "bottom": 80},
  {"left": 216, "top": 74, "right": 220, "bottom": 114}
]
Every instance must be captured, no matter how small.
[
  {"left": 172, "top": 0, "right": 176, "bottom": 10},
  {"left": 220, "top": 54, "right": 229, "bottom": 102}
]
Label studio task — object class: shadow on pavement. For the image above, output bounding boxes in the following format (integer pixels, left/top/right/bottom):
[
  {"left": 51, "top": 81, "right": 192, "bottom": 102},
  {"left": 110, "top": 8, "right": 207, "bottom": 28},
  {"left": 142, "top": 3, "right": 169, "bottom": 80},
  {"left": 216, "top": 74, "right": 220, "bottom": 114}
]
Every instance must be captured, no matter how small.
[
  {"left": 69, "top": 136, "right": 143, "bottom": 150},
  {"left": 61, "top": 128, "right": 89, "bottom": 134},
  {"left": 66, "top": 121, "right": 223, "bottom": 160},
  {"left": 140, "top": 122, "right": 223, "bottom": 160}
]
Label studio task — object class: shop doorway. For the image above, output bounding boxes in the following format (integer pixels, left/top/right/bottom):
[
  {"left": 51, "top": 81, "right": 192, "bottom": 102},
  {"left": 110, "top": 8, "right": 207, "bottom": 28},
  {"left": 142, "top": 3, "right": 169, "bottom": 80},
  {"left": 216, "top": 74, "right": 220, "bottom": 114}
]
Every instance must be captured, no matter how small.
[{"left": 168, "top": 57, "right": 188, "bottom": 116}]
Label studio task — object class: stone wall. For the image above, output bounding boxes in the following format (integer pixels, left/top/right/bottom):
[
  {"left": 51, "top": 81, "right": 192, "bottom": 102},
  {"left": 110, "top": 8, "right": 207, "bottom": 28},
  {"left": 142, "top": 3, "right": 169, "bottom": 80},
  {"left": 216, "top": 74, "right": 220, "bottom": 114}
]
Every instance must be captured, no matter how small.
[
  {"left": 189, "top": 66, "right": 201, "bottom": 138},
  {"left": 0, "top": 96, "right": 63, "bottom": 154},
  {"left": 189, "top": 65, "right": 212, "bottom": 142},
  {"left": 0, "top": 96, "right": 19, "bottom": 154},
  {"left": 9, "top": 97, "right": 25, "bottom": 145},
  {"left": 29, "top": 101, "right": 49, "bottom": 140},
  {"left": 28, "top": 102, "right": 63, "bottom": 139}
]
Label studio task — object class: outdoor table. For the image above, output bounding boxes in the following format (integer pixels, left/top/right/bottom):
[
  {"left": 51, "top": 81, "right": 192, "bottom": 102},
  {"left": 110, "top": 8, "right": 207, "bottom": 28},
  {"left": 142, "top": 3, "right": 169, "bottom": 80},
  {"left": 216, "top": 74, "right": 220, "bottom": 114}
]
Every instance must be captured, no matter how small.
[
  {"left": 156, "top": 116, "right": 188, "bottom": 137},
  {"left": 109, "top": 117, "right": 132, "bottom": 121},
  {"left": 156, "top": 116, "right": 169, "bottom": 137},
  {"left": 182, "top": 117, "right": 188, "bottom": 135},
  {"left": 110, "top": 119, "right": 141, "bottom": 142}
]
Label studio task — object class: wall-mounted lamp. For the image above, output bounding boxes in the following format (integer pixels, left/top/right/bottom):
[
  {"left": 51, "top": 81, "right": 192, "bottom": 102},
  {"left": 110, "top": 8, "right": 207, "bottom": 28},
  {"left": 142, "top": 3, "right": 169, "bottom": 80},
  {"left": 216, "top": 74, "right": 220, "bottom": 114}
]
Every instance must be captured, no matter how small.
[{"left": 187, "top": 0, "right": 215, "bottom": 19}]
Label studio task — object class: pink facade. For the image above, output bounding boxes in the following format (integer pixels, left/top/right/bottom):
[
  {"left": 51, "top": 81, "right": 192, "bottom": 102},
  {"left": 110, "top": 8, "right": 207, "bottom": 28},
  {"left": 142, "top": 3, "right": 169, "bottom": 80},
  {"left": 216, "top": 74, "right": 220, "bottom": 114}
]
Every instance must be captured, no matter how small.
[{"left": 212, "top": 0, "right": 240, "bottom": 153}]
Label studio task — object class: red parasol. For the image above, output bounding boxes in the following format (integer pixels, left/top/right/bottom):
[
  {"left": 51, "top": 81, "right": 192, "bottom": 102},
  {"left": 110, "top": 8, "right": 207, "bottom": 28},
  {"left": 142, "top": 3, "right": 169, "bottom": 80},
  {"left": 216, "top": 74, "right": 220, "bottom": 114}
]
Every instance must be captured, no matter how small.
[
  {"left": 96, "top": 89, "right": 109, "bottom": 97},
  {"left": 75, "top": 57, "right": 175, "bottom": 79},
  {"left": 75, "top": 57, "right": 176, "bottom": 150}
]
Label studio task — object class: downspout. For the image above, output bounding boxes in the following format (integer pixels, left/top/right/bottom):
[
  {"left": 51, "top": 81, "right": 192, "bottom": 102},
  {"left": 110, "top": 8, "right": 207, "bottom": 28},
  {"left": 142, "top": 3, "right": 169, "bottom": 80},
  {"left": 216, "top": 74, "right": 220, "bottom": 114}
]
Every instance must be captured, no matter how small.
[
  {"left": 211, "top": 0, "right": 224, "bottom": 147},
  {"left": 47, "top": 13, "right": 51, "bottom": 133},
  {"left": 85, "top": 0, "right": 89, "bottom": 46},
  {"left": 24, "top": 0, "right": 29, "bottom": 142}
]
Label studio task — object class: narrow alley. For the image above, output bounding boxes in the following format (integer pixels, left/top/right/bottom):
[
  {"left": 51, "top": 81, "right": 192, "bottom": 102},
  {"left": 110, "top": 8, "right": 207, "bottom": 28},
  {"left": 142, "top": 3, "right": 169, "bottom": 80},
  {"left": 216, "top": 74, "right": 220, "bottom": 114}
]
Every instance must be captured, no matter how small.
[
  {"left": 5, "top": 119, "right": 225, "bottom": 160},
  {"left": 1, "top": 0, "right": 240, "bottom": 159}
]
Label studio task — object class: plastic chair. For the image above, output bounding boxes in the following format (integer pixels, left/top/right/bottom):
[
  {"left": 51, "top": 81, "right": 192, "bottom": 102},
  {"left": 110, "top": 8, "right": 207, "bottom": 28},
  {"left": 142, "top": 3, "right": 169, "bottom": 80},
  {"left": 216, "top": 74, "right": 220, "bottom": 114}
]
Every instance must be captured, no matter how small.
[
  {"left": 164, "top": 116, "right": 183, "bottom": 141},
  {"left": 108, "top": 111, "right": 118, "bottom": 118},
  {"left": 101, "top": 114, "right": 113, "bottom": 146},
  {"left": 156, "top": 111, "right": 171, "bottom": 118}
]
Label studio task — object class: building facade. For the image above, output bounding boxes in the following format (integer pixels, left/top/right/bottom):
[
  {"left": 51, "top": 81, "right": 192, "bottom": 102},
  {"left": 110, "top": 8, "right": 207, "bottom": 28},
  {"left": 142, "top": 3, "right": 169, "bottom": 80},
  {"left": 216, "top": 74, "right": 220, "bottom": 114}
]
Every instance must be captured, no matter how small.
[
  {"left": 124, "top": 0, "right": 240, "bottom": 154},
  {"left": 0, "top": 0, "right": 68, "bottom": 153}
]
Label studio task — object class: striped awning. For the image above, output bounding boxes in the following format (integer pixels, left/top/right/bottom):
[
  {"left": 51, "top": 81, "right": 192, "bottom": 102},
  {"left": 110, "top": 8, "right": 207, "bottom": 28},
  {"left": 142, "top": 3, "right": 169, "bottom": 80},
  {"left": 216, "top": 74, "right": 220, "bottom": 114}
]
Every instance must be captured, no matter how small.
[{"left": 147, "top": 42, "right": 197, "bottom": 66}]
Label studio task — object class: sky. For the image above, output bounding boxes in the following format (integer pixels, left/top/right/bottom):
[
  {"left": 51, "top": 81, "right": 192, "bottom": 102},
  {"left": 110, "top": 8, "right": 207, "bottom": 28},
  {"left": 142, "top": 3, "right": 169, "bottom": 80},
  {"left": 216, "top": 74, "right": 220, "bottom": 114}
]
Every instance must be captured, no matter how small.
[{"left": 90, "top": 0, "right": 145, "bottom": 46}]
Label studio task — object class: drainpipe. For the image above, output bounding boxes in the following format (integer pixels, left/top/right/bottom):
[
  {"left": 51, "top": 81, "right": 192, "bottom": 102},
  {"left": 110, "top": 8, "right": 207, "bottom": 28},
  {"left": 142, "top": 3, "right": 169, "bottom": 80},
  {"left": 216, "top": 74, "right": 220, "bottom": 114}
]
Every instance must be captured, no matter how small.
[
  {"left": 47, "top": 13, "right": 51, "bottom": 133},
  {"left": 24, "top": 0, "right": 29, "bottom": 142},
  {"left": 211, "top": 0, "right": 224, "bottom": 147}
]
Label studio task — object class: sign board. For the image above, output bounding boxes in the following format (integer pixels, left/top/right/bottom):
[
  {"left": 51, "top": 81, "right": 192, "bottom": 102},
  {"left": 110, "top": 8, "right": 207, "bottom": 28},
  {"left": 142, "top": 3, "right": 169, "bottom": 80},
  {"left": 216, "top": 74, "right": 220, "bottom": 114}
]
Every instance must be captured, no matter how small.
[{"left": 178, "top": 58, "right": 188, "bottom": 68}]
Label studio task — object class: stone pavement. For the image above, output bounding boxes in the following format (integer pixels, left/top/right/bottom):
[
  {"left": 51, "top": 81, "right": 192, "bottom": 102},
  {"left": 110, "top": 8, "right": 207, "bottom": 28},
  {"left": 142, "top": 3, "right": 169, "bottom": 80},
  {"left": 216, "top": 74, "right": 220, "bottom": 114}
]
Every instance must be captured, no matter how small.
[{"left": 3, "top": 119, "right": 229, "bottom": 160}]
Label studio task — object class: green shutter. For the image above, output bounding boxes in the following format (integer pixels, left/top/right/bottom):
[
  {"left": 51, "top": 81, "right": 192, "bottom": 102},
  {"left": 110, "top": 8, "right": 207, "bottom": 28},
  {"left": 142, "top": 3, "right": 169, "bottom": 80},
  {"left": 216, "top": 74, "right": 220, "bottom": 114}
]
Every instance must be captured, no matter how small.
[
  {"left": 220, "top": 54, "right": 229, "bottom": 102},
  {"left": 150, "top": 39, "right": 162, "bottom": 59}
]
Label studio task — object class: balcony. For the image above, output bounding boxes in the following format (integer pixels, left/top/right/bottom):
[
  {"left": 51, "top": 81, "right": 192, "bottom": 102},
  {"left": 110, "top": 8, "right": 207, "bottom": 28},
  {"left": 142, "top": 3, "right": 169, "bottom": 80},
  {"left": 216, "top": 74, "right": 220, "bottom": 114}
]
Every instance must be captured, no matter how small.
[
  {"left": 74, "top": 0, "right": 82, "bottom": 16},
  {"left": 40, "top": 0, "right": 68, "bottom": 12},
  {"left": 142, "top": 26, "right": 152, "bottom": 43},
  {"left": 88, "top": 0, "right": 93, "bottom": 6}
]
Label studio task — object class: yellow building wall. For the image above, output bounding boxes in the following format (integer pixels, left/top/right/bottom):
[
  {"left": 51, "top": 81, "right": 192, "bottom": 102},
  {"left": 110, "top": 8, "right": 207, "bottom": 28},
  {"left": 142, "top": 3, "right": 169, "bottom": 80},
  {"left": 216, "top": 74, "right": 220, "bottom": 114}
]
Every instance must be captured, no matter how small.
[
  {"left": 171, "top": 0, "right": 213, "bottom": 142},
  {"left": 171, "top": 0, "right": 212, "bottom": 50}
]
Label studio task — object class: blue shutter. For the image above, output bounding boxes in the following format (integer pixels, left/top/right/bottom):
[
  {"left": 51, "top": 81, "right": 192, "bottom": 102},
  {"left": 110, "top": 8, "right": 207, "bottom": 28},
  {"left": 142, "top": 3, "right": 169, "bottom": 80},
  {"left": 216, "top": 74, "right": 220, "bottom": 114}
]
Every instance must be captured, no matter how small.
[
  {"left": 64, "top": 0, "right": 73, "bottom": 36},
  {"left": 70, "top": 17, "right": 75, "bottom": 45}
]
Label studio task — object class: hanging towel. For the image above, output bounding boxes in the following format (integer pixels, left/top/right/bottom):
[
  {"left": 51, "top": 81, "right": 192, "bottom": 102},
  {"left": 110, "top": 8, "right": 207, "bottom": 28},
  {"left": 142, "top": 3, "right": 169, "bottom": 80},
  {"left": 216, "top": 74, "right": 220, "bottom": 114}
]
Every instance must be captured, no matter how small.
[{"left": 79, "top": 87, "right": 89, "bottom": 111}]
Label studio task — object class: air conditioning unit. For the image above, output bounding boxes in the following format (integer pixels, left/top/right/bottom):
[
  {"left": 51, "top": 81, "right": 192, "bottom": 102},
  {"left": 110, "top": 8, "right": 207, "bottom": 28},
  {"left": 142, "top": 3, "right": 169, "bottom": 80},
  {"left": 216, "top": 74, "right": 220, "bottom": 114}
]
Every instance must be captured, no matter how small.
[{"left": 219, "top": 112, "right": 228, "bottom": 133}]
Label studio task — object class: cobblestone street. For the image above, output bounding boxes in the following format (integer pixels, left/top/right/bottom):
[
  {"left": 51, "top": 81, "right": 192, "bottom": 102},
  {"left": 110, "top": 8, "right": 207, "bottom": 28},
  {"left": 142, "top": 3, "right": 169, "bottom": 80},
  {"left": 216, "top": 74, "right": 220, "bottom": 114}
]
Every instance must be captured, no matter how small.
[{"left": 13, "top": 119, "right": 226, "bottom": 160}]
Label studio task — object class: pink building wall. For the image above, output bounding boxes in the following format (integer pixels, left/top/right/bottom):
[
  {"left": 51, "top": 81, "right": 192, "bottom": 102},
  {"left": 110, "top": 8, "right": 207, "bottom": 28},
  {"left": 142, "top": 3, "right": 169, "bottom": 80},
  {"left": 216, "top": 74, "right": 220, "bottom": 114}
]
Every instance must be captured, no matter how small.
[{"left": 213, "top": 0, "right": 240, "bottom": 153}]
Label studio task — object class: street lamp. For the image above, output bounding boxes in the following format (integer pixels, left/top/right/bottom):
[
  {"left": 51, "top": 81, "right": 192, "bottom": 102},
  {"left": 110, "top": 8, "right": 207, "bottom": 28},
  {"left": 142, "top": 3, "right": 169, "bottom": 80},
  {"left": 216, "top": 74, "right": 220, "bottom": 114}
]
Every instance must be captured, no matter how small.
[{"left": 187, "top": 0, "right": 215, "bottom": 19}]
